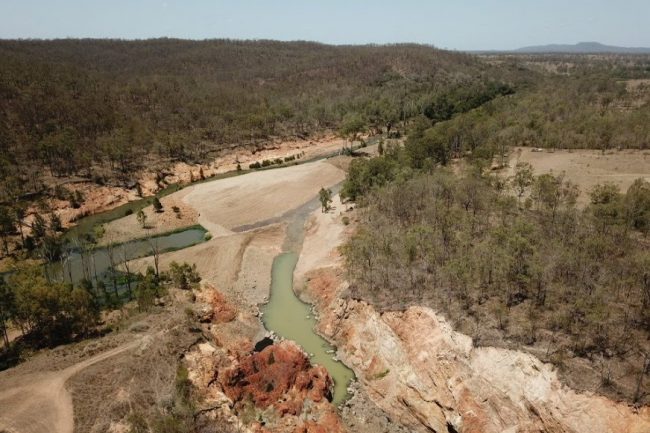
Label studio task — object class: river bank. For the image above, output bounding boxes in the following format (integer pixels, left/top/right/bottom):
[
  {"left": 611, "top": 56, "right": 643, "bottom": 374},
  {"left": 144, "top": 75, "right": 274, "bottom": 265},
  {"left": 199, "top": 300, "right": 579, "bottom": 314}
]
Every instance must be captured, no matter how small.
[{"left": 296, "top": 193, "right": 650, "bottom": 433}]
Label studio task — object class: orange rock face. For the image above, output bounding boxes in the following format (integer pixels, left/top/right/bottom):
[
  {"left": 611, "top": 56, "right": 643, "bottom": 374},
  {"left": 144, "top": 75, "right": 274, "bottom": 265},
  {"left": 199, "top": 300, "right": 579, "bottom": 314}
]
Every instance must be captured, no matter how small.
[
  {"left": 208, "top": 289, "right": 237, "bottom": 323},
  {"left": 220, "top": 341, "right": 333, "bottom": 416}
]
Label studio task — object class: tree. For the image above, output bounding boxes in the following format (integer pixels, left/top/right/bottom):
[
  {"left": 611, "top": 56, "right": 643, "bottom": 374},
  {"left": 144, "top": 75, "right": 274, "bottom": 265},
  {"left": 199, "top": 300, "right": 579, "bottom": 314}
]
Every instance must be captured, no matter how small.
[
  {"left": 13, "top": 205, "right": 26, "bottom": 247},
  {"left": 69, "top": 285, "right": 100, "bottom": 335},
  {"left": 41, "top": 235, "right": 62, "bottom": 265},
  {"left": 49, "top": 212, "right": 63, "bottom": 233},
  {"left": 339, "top": 114, "right": 366, "bottom": 152},
  {"left": 405, "top": 125, "right": 450, "bottom": 168},
  {"left": 0, "top": 206, "right": 14, "bottom": 256},
  {"left": 319, "top": 188, "right": 333, "bottom": 213},
  {"left": 32, "top": 213, "right": 48, "bottom": 241},
  {"left": 9, "top": 266, "right": 98, "bottom": 345},
  {"left": 590, "top": 183, "right": 622, "bottom": 232},
  {"left": 511, "top": 162, "right": 534, "bottom": 203},
  {"left": 168, "top": 262, "right": 201, "bottom": 290},
  {"left": 0, "top": 278, "right": 15, "bottom": 347},
  {"left": 136, "top": 266, "right": 159, "bottom": 311},
  {"left": 624, "top": 178, "right": 650, "bottom": 236},
  {"left": 152, "top": 197, "right": 164, "bottom": 213},
  {"left": 97, "top": 280, "right": 114, "bottom": 308},
  {"left": 137, "top": 210, "right": 147, "bottom": 228},
  {"left": 120, "top": 246, "right": 134, "bottom": 300},
  {"left": 148, "top": 238, "right": 161, "bottom": 277}
]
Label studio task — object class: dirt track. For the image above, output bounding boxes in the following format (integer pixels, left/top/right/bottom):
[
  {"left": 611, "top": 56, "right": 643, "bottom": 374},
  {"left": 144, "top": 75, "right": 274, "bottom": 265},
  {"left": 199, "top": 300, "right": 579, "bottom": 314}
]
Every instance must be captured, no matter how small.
[{"left": 0, "top": 340, "right": 141, "bottom": 433}]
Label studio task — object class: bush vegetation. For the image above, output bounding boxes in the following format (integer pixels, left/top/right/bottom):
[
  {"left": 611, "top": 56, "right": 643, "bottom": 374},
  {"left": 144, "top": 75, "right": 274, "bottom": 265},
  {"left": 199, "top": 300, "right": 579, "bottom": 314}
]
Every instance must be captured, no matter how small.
[
  {"left": 0, "top": 260, "right": 202, "bottom": 369},
  {"left": 342, "top": 142, "right": 650, "bottom": 403},
  {"left": 0, "top": 39, "right": 509, "bottom": 204}
]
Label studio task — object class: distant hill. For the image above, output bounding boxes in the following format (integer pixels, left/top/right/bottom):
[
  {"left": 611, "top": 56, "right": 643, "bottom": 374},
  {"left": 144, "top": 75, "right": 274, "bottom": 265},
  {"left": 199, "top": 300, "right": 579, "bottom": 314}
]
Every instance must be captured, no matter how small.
[{"left": 515, "top": 42, "right": 650, "bottom": 54}]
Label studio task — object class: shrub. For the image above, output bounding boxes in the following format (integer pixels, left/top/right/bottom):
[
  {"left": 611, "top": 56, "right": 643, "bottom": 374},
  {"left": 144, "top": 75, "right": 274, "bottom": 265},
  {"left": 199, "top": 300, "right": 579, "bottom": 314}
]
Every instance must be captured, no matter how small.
[
  {"left": 169, "top": 261, "right": 201, "bottom": 290},
  {"left": 152, "top": 197, "right": 163, "bottom": 212}
]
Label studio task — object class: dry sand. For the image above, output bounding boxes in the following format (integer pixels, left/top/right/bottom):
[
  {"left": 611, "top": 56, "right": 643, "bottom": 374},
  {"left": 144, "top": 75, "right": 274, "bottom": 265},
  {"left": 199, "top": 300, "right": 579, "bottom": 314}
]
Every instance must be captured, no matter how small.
[
  {"left": 100, "top": 188, "right": 199, "bottom": 245},
  {"left": 101, "top": 160, "right": 344, "bottom": 244},
  {"left": 183, "top": 160, "right": 345, "bottom": 234}
]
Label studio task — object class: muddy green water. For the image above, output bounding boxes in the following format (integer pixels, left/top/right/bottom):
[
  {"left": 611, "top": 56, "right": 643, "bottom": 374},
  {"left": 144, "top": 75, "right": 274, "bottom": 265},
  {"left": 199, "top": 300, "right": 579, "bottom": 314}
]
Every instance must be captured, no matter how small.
[
  {"left": 263, "top": 253, "right": 354, "bottom": 405},
  {"left": 261, "top": 187, "right": 354, "bottom": 406},
  {"left": 51, "top": 227, "right": 207, "bottom": 285}
]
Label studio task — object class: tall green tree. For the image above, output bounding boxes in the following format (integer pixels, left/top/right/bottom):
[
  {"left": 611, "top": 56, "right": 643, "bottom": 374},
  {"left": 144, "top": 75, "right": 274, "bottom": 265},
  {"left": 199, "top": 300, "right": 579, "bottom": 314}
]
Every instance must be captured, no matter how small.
[
  {"left": 0, "top": 278, "right": 15, "bottom": 347},
  {"left": 319, "top": 188, "right": 333, "bottom": 213},
  {"left": 0, "top": 206, "right": 14, "bottom": 256}
]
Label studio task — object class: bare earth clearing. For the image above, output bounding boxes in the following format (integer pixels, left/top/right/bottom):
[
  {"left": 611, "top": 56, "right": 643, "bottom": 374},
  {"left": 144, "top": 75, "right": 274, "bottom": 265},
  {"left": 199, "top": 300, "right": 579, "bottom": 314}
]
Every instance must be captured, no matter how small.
[{"left": 507, "top": 147, "right": 650, "bottom": 204}]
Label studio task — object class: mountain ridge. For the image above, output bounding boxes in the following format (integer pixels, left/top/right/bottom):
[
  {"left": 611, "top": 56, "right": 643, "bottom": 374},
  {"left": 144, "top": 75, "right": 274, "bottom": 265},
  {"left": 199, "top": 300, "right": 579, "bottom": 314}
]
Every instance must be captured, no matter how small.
[{"left": 515, "top": 41, "right": 650, "bottom": 54}]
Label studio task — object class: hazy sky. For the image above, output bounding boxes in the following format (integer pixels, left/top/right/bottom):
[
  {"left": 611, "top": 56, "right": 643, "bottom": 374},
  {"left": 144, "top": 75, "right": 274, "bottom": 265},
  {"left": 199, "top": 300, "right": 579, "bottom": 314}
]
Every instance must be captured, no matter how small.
[{"left": 0, "top": 0, "right": 648, "bottom": 50}]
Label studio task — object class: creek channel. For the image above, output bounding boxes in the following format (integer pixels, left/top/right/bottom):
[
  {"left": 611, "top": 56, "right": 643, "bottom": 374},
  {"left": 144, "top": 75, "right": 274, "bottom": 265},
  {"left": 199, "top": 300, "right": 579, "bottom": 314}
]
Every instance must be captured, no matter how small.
[
  {"left": 53, "top": 162, "right": 356, "bottom": 404},
  {"left": 259, "top": 187, "right": 355, "bottom": 406}
]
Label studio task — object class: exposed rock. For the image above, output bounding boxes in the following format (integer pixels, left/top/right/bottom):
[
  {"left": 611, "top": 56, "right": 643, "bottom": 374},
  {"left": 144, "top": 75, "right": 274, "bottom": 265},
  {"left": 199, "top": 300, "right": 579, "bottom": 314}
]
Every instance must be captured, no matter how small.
[
  {"left": 219, "top": 341, "right": 333, "bottom": 416},
  {"left": 186, "top": 285, "right": 345, "bottom": 433},
  {"left": 324, "top": 297, "right": 650, "bottom": 433},
  {"left": 208, "top": 287, "right": 237, "bottom": 323}
]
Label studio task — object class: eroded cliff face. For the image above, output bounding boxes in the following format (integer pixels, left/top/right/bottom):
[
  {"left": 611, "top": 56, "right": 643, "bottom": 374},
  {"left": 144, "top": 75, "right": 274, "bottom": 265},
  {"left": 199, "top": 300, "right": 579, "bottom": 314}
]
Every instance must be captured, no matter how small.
[
  {"left": 296, "top": 196, "right": 650, "bottom": 433},
  {"left": 321, "top": 294, "right": 650, "bottom": 433}
]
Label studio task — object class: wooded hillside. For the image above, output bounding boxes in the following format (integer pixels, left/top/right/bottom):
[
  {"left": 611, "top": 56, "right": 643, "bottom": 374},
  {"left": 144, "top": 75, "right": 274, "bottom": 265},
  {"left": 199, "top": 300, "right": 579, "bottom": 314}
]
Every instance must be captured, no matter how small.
[{"left": 0, "top": 39, "right": 512, "bottom": 201}]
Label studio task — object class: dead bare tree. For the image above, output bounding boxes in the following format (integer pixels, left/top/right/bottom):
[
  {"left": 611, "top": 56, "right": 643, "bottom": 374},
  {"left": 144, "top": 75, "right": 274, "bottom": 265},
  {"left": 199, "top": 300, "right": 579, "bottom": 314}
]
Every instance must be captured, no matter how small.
[
  {"left": 148, "top": 238, "right": 161, "bottom": 278},
  {"left": 120, "top": 245, "right": 133, "bottom": 300},
  {"left": 105, "top": 238, "right": 120, "bottom": 301}
]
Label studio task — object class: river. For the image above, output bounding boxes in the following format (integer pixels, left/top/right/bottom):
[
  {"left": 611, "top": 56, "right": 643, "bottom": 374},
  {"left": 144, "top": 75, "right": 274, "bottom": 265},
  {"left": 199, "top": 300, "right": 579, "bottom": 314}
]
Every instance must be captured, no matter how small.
[
  {"left": 59, "top": 163, "right": 355, "bottom": 404},
  {"left": 261, "top": 187, "right": 355, "bottom": 405}
]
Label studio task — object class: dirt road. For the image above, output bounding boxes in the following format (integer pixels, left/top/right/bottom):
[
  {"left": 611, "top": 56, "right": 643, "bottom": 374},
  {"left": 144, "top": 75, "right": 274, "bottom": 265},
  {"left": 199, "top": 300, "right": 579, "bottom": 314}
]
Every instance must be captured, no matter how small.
[{"left": 0, "top": 340, "right": 141, "bottom": 433}]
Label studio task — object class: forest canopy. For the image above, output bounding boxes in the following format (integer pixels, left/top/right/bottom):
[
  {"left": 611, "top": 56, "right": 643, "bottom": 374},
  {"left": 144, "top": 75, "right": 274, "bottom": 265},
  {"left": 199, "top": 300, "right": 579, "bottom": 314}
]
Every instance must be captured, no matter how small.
[{"left": 0, "top": 39, "right": 514, "bottom": 202}]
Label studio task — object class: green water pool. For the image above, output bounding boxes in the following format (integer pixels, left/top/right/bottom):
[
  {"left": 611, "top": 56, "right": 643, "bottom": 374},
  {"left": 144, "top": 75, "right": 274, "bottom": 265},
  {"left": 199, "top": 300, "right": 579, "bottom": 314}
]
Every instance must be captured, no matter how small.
[{"left": 262, "top": 252, "right": 355, "bottom": 405}]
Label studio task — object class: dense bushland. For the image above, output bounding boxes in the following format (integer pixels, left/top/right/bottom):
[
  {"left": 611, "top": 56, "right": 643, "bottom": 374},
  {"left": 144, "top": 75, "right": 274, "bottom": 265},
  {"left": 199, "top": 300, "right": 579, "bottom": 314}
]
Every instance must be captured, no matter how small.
[
  {"left": 343, "top": 147, "right": 650, "bottom": 402},
  {"left": 0, "top": 39, "right": 512, "bottom": 202}
]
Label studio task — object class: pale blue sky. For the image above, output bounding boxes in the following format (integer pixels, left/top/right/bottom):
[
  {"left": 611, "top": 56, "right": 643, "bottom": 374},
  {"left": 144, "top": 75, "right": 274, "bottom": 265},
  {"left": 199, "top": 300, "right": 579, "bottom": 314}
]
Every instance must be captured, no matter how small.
[{"left": 0, "top": 0, "right": 648, "bottom": 50}]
